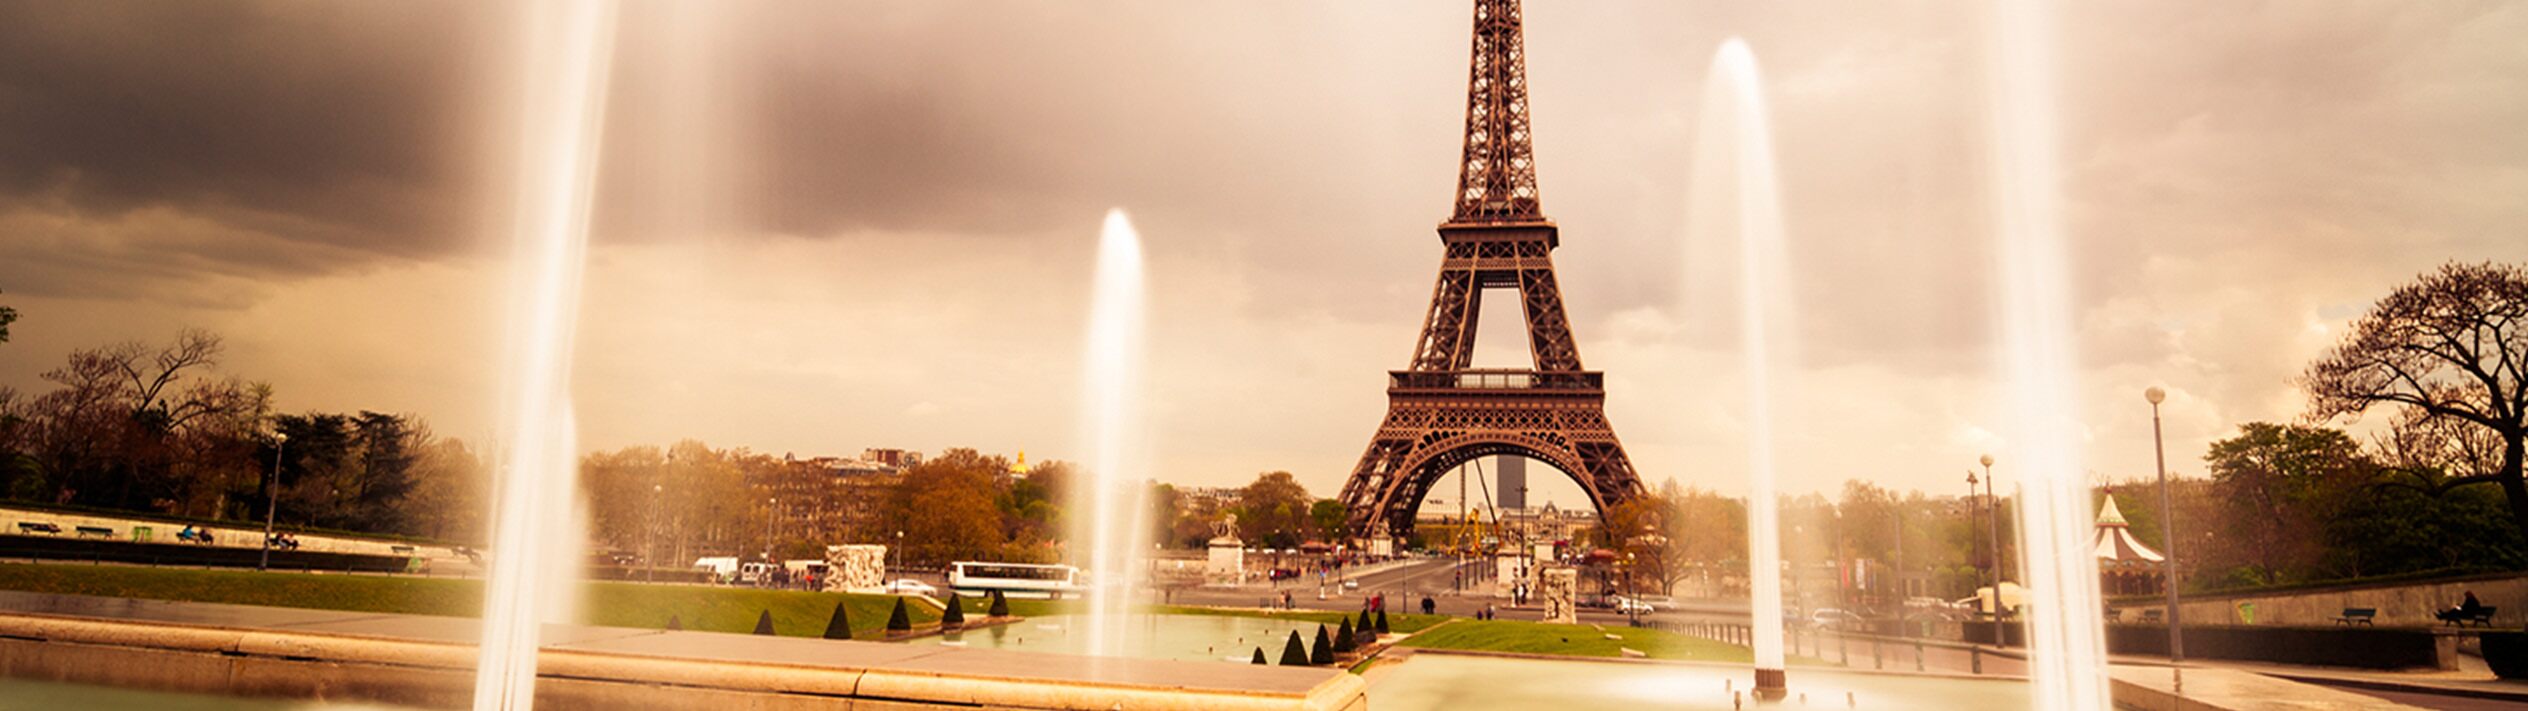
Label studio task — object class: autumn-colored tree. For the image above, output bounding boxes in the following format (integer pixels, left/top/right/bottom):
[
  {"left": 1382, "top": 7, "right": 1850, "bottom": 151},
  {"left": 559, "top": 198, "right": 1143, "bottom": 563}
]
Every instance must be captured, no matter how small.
[
  {"left": 1235, "top": 471, "right": 1312, "bottom": 547},
  {"left": 2306, "top": 262, "right": 2528, "bottom": 541}
]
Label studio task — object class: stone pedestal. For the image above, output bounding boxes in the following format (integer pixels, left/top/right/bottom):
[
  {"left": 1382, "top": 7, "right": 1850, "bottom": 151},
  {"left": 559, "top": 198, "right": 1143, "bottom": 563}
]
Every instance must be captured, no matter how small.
[
  {"left": 1493, "top": 548, "right": 1528, "bottom": 600},
  {"left": 824, "top": 544, "right": 887, "bottom": 593},
  {"left": 1205, "top": 536, "right": 1245, "bottom": 586},
  {"left": 1540, "top": 567, "right": 1578, "bottom": 624}
]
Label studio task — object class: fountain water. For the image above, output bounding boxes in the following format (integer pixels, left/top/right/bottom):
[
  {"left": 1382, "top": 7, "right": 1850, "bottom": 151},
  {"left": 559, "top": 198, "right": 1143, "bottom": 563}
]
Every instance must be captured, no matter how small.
[
  {"left": 474, "top": 2, "right": 619, "bottom": 710},
  {"left": 1985, "top": 2, "right": 2110, "bottom": 709},
  {"left": 1692, "top": 38, "right": 1794, "bottom": 697},
  {"left": 1072, "top": 209, "right": 1152, "bottom": 659}
]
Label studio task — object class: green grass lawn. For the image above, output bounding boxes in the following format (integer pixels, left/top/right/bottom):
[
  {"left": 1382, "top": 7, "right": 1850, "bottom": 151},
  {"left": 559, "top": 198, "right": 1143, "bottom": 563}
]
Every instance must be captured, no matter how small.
[
  {"left": 1395, "top": 619, "right": 1755, "bottom": 663},
  {"left": 0, "top": 562, "right": 1436, "bottom": 640}
]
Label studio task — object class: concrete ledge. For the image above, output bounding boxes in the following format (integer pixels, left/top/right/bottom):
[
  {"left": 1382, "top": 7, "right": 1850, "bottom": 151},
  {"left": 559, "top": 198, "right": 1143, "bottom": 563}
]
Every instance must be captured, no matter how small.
[
  {"left": 0, "top": 609, "right": 1363, "bottom": 710},
  {"left": 2107, "top": 665, "right": 2432, "bottom": 711}
]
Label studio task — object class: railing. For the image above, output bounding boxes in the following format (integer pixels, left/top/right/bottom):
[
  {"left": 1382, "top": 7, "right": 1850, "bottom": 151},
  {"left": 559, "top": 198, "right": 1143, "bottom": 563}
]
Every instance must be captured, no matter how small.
[{"left": 1389, "top": 369, "right": 1601, "bottom": 391}]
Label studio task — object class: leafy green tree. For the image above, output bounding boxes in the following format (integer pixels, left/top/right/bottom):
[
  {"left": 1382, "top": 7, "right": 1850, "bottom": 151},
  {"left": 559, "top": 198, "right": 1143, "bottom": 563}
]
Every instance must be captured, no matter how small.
[
  {"left": 2307, "top": 262, "right": 2528, "bottom": 542},
  {"left": 1309, "top": 498, "right": 1346, "bottom": 543},
  {"left": 2202, "top": 423, "right": 2371, "bottom": 585}
]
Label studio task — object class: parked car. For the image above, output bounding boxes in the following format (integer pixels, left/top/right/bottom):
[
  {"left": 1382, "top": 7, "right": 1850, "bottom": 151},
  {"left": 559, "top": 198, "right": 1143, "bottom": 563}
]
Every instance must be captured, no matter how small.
[
  {"left": 885, "top": 579, "right": 938, "bottom": 596},
  {"left": 1631, "top": 595, "right": 1681, "bottom": 611},
  {"left": 1606, "top": 595, "right": 1655, "bottom": 614},
  {"left": 1811, "top": 608, "right": 1866, "bottom": 630}
]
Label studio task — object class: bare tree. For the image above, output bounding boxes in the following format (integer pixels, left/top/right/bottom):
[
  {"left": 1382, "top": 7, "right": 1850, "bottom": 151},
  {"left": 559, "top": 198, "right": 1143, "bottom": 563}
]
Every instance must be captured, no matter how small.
[{"left": 2306, "top": 261, "right": 2528, "bottom": 539}]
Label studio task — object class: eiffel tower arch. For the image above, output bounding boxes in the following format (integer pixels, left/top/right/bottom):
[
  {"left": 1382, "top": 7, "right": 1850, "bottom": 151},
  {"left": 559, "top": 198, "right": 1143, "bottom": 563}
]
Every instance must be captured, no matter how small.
[{"left": 1337, "top": 0, "right": 1643, "bottom": 544}]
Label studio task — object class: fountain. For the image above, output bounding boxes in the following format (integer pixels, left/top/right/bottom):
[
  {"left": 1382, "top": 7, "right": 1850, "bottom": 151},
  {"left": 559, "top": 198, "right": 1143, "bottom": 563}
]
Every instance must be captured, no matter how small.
[
  {"left": 1072, "top": 209, "right": 1152, "bottom": 660},
  {"left": 1692, "top": 37, "right": 1794, "bottom": 700},
  {"left": 1985, "top": 1, "right": 2111, "bottom": 708},
  {"left": 474, "top": 2, "right": 620, "bottom": 710}
]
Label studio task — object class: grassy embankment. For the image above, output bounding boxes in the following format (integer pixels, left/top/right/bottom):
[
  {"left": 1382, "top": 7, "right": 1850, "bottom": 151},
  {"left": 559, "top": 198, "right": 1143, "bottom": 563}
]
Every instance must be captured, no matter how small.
[{"left": 0, "top": 562, "right": 1442, "bottom": 639}]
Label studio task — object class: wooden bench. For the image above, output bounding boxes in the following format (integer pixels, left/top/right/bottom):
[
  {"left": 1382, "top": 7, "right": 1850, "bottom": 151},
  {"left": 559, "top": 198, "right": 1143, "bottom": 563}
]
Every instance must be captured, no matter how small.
[
  {"left": 15, "top": 522, "right": 62, "bottom": 535},
  {"left": 74, "top": 525, "right": 114, "bottom": 539},
  {"left": 2459, "top": 607, "right": 2499, "bottom": 628},
  {"left": 2335, "top": 607, "right": 2376, "bottom": 625},
  {"left": 390, "top": 545, "right": 416, "bottom": 555},
  {"left": 2141, "top": 609, "right": 2163, "bottom": 623}
]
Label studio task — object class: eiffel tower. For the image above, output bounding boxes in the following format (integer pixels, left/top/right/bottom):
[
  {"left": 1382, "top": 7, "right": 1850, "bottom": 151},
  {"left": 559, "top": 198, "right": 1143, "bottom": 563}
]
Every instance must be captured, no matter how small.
[{"left": 1337, "top": 0, "right": 1643, "bottom": 545}]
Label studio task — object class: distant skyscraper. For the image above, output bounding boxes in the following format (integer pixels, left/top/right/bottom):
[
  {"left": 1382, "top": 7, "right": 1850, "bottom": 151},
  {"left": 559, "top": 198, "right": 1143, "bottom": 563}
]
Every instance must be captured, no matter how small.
[{"left": 1497, "top": 456, "right": 1526, "bottom": 510}]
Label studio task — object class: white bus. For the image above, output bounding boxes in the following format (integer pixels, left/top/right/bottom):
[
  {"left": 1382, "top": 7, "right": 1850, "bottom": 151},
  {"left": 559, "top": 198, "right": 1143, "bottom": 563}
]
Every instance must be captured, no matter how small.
[{"left": 948, "top": 561, "right": 1086, "bottom": 599}]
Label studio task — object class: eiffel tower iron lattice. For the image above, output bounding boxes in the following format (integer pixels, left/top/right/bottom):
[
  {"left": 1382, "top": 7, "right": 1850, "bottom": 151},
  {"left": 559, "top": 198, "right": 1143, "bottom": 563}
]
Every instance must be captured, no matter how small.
[{"left": 1337, "top": 0, "right": 1643, "bottom": 544}]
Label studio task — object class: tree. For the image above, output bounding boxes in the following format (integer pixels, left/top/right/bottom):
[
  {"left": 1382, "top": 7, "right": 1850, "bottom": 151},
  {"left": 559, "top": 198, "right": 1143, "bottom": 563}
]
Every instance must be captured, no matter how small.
[
  {"left": 2202, "top": 423, "right": 2371, "bottom": 585},
  {"left": 1308, "top": 499, "right": 1346, "bottom": 543},
  {"left": 0, "top": 289, "right": 16, "bottom": 343},
  {"left": 1593, "top": 494, "right": 1688, "bottom": 595},
  {"left": 2306, "top": 262, "right": 2528, "bottom": 542},
  {"left": 1235, "top": 471, "right": 1312, "bottom": 547}
]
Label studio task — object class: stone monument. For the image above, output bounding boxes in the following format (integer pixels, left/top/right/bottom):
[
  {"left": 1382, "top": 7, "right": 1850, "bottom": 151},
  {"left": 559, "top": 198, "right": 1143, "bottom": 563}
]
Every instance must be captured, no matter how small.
[
  {"left": 1493, "top": 544, "right": 1528, "bottom": 599},
  {"left": 823, "top": 544, "right": 888, "bottom": 594},
  {"left": 1205, "top": 514, "right": 1246, "bottom": 586},
  {"left": 1540, "top": 566, "right": 1578, "bottom": 624}
]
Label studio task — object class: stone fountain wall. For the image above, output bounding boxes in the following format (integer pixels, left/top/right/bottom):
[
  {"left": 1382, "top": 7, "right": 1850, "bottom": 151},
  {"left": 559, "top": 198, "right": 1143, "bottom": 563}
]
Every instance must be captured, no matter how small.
[{"left": 824, "top": 544, "right": 886, "bottom": 593}]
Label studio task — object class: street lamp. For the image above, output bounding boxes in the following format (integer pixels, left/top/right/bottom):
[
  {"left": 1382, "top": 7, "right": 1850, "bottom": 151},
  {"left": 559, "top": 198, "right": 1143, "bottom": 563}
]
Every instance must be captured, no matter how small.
[
  {"left": 647, "top": 483, "right": 661, "bottom": 583},
  {"left": 260, "top": 431, "right": 287, "bottom": 571},
  {"left": 1979, "top": 454, "right": 2001, "bottom": 618},
  {"left": 1964, "top": 469, "right": 1981, "bottom": 610},
  {"left": 2146, "top": 386, "right": 2185, "bottom": 664}
]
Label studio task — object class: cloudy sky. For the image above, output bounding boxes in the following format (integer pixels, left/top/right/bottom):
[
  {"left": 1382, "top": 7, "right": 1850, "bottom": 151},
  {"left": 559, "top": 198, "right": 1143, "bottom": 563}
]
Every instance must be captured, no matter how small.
[{"left": 2, "top": 1, "right": 2522, "bottom": 506}]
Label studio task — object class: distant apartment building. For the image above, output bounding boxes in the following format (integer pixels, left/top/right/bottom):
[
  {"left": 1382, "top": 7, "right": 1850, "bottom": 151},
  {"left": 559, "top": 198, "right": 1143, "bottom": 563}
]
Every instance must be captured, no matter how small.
[
  {"left": 749, "top": 450, "right": 924, "bottom": 550},
  {"left": 1174, "top": 486, "right": 1242, "bottom": 518},
  {"left": 861, "top": 448, "right": 923, "bottom": 469}
]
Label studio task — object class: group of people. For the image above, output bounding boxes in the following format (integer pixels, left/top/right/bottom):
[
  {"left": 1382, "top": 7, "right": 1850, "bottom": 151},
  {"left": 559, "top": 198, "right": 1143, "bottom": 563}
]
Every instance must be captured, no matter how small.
[
  {"left": 174, "top": 525, "right": 218, "bottom": 545},
  {"left": 265, "top": 532, "right": 301, "bottom": 550}
]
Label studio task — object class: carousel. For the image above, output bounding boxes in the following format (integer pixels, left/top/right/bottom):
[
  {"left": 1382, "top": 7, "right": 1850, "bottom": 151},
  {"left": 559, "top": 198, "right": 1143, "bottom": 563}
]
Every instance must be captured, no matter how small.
[{"left": 2094, "top": 492, "right": 2166, "bottom": 596}]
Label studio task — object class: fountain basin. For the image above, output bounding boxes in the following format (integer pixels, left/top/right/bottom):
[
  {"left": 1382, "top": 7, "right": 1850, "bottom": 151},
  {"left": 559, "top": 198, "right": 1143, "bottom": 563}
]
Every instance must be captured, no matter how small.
[
  {"left": 0, "top": 593, "right": 1364, "bottom": 711},
  {"left": 906, "top": 613, "right": 1362, "bottom": 664},
  {"left": 1369, "top": 651, "right": 2028, "bottom": 711}
]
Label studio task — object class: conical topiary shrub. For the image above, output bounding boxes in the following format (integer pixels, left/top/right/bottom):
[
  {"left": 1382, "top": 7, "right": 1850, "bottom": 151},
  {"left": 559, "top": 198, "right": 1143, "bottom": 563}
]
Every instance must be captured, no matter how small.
[
  {"left": 666, "top": 615, "right": 682, "bottom": 631},
  {"left": 1376, "top": 610, "right": 1390, "bottom": 634},
  {"left": 1251, "top": 647, "right": 1268, "bottom": 665},
  {"left": 989, "top": 590, "right": 1010, "bottom": 617},
  {"left": 942, "top": 592, "right": 967, "bottom": 627},
  {"left": 822, "top": 601, "right": 854, "bottom": 640},
  {"left": 1311, "top": 624, "right": 1334, "bottom": 664},
  {"left": 1278, "top": 631, "right": 1309, "bottom": 665},
  {"left": 1334, "top": 617, "right": 1357, "bottom": 653},
  {"left": 887, "top": 597, "right": 913, "bottom": 632},
  {"left": 752, "top": 610, "right": 777, "bottom": 636},
  {"left": 1356, "top": 610, "right": 1372, "bottom": 635}
]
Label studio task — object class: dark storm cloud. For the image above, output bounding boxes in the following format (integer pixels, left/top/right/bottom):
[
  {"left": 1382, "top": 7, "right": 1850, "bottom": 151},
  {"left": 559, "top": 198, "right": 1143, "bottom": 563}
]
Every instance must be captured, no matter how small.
[{"left": 0, "top": 1, "right": 498, "bottom": 296}]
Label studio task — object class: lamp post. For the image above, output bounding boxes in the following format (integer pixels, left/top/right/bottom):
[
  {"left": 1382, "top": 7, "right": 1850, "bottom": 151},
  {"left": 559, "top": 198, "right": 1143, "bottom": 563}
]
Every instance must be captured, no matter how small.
[
  {"left": 260, "top": 431, "right": 287, "bottom": 571},
  {"left": 647, "top": 483, "right": 661, "bottom": 583},
  {"left": 2146, "top": 386, "right": 2185, "bottom": 663},
  {"left": 764, "top": 497, "right": 777, "bottom": 567},
  {"left": 1980, "top": 454, "right": 2001, "bottom": 618},
  {"left": 1965, "top": 469, "right": 1982, "bottom": 611}
]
